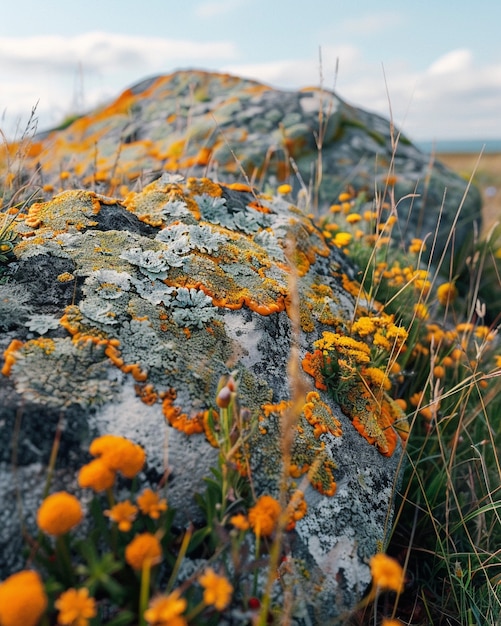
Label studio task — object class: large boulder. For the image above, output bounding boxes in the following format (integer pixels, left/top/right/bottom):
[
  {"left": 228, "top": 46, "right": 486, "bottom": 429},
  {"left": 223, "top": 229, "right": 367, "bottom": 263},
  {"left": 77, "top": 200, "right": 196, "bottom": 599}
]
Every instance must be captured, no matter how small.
[
  {"left": 0, "top": 174, "right": 407, "bottom": 620},
  {"left": 2, "top": 70, "right": 481, "bottom": 267}
]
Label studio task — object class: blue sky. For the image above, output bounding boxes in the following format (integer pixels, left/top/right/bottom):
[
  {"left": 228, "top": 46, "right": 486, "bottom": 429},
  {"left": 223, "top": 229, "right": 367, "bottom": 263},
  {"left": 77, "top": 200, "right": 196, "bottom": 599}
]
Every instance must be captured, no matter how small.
[{"left": 1, "top": 0, "right": 500, "bottom": 142}]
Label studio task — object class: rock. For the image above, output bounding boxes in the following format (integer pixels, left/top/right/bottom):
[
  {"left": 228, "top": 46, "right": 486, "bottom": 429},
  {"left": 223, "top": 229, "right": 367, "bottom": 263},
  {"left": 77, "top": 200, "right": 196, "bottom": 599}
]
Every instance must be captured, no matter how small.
[
  {"left": 2, "top": 70, "right": 481, "bottom": 268},
  {"left": 0, "top": 174, "right": 408, "bottom": 620}
]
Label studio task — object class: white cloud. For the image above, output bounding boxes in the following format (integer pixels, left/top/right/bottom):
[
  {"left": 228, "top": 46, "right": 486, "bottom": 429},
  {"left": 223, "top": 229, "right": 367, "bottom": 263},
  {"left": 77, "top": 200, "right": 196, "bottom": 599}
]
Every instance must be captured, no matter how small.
[
  {"left": 194, "top": 0, "right": 246, "bottom": 18},
  {"left": 427, "top": 49, "right": 473, "bottom": 75},
  {"left": 0, "top": 32, "right": 237, "bottom": 73},
  {"left": 1, "top": 34, "right": 500, "bottom": 142},
  {"left": 223, "top": 45, "right": 363, "bottom": 90}
]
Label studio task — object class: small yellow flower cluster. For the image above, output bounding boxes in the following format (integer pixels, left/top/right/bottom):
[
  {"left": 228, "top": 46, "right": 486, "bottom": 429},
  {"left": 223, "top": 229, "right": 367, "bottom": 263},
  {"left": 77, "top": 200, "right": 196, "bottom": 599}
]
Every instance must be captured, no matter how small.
[
  {"left": 373, "top": 262, "right": 431, "bottom": 296},
  {"left": 314, "top": 332, "right": 371, "bottom": 364},
  {"left": 352, "top": 313, "right": 408, "bottom": 356}
]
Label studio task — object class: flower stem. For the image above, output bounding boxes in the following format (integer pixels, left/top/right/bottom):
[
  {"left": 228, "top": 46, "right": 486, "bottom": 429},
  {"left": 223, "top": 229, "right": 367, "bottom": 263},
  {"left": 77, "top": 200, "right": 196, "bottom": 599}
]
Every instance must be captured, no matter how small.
[{"left": 139, "top": 559, "right": 152, "bottom": 626}]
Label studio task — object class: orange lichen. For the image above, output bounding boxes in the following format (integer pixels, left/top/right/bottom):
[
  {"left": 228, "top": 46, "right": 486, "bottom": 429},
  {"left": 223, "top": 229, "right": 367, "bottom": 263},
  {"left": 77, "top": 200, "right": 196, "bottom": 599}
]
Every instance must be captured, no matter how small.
[
  {"left": 122, "top": 363, "right": 148, "bottom": 382},
  {"left": 301, "top": 350, "right": 327, "bottom": 391},
  {"left": 261, "top": 400, "right": 292, "bottom": 417},
  {"left": 135, "top": 383, "right": 159, "bottom": 406},
  {"left": 186, "top": 177, "right": 222, "bottom": 199},
  {"left": 1, "top": 339, "right": 25, "bottom": 376},
  {"left": 302, "top": 391, "right": 342, "bottom": 438},
  {"left": 162, "top": 390, "right": 204, "bottom": 435}
]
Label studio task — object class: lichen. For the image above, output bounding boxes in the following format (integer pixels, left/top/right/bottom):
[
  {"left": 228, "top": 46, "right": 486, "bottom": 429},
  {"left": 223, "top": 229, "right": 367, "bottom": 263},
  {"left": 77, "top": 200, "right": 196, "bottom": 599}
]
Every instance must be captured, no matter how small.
[
  {"left": 7, "top": 337, "right": 119, "bottom": 408},
  {"left": 0, "top": 283, "right": 33, "bottom": 330}
]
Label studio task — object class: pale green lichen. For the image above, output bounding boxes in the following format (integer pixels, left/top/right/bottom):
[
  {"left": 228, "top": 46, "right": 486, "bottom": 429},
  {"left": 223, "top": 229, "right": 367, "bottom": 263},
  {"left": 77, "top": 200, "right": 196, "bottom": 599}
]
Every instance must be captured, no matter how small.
[
  {"left": 24, "top": 314, "right": 61, "bottom": 335},
  {"left": 0, "top": 283, "right": 33, "bottom": 330},
  {"left": 195, "top": 193, "right": 271, "bottom": 234},
  {"left": 170, "top": 287, "right": 221, "bottom": 329},
  {"left": 10, "top": 337, "right": 119, "bottom": 408},
  {"left": 84, "top": 270, "right": 132, "bottom": 299}
]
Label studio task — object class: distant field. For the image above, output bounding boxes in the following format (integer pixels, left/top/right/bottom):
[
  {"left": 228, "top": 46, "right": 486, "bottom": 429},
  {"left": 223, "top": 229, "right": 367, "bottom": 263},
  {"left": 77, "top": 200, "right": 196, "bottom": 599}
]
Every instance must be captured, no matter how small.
[{"left": 436, "top": 151, "right": 501, "bottom": 235}]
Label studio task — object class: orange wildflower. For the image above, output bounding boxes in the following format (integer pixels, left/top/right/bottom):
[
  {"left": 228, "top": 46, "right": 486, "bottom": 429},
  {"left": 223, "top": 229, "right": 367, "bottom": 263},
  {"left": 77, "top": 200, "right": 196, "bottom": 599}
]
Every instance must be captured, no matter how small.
[
  {"left": 137, "top": 488, "right": 168, "bottom": 519},
  {"left": 370, "top": 553, "right": 405, "bottom": 593},
  {"left": 125, "top": 533, "right": 162, "bottom": 570},
  {"left": 248, "top": 494, "right": 281, "bottom": 537},
  {"left": 78, "top": 458, "right": 116, "bottom": 492},
  {"left": 37, "top": 492, "right": 83, "bottom": 536},
  {"left": 144, "top": 590, "right": 187, "bottom": 626},
  {"left": 199, "top": 568, "right": 233, "bottom": 610},
  {"left": 89, "top": 434, "right": 146, "bottom": 478},
  {"left": 230, "top": 513, "right": 250, "bottom": 531},
  {"left": 55, "top": 587, "right": 97, "bottom": 626},
  {"left": 0, "top": 570, "right": 47, "bottom": 626},
  {"left": 105, "top": 500, "right": 138, "bottom": 531}
]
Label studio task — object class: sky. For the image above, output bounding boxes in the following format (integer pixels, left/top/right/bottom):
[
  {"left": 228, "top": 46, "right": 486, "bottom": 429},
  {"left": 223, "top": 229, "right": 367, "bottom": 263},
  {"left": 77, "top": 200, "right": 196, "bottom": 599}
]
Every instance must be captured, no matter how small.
[{"left": 1, "top": 0, "right": 500, "bottom": 143}]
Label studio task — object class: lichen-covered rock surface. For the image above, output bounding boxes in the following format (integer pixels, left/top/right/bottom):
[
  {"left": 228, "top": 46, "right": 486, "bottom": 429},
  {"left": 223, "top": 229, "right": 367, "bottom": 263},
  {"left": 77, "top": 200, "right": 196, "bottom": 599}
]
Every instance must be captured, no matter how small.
[
  {"left": 0, "top": 173, "right": 406, "bottom": 620},
  {"left": 3, "top": 70, "right": 480, "bottom": 266}
]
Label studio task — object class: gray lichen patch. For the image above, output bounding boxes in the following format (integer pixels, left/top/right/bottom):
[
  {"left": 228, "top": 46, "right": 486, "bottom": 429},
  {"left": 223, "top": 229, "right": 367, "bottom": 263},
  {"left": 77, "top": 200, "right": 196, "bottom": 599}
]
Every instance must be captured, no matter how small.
[{"left": 10, "top": 337, "right": 119, "bottom": 408}]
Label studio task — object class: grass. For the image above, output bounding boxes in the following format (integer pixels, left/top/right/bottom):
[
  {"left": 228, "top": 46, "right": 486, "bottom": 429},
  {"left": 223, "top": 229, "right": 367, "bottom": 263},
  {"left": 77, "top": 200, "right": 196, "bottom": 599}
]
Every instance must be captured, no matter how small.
[{"left": 1, "top": 85, "right": 501, "bottom": 626}]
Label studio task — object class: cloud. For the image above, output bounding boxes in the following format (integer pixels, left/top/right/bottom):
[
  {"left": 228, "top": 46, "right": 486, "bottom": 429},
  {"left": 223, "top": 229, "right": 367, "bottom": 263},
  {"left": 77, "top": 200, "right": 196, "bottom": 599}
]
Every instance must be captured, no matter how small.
[
  {"left": 0, "top": 32, "right": 237, "bottom": 73},
  {"left": 223, "top": 45, "right": 363, "bottom": 89},
  {"left": 1, "top": 33, "right": 500, "bottom": 142},
  {"left": 194, "top": 0, "right": 246, "bottom": 19},
  {"left": 427, "top": 49, "right": 473, "bottom": 75}
]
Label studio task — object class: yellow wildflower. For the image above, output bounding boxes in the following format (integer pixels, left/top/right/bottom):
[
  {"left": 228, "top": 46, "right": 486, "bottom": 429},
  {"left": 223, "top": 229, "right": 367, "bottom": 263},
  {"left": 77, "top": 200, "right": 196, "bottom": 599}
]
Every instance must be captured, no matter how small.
[
  {"left": 433, "top": 365, "right": 446, "bottom": 379},
  {"left": 89, "top": 434, "right": 146, "bottom": 478},
  {"left": 0, "top": 570, "right": 47, "bottom": 626},
  {"left": 137, "top": 488, "right": 168, "bottom": 519},
  {"left": 332, "top": 232, "right": 352, "bottom": 247},
  {"left": 329, "top": 203, "right": 342, "bottom": 213},
  {"left": 125, "top": 533, "right": 163, "bottom": 570},
  {"left": 408, "top": 238, "right": 425, "bottom": 254},
  {"left": 55, "top": 587, "right": 97, "bottom": 626},
  {"left": 248, "top": 494, "right": 281, "bottom": 537},
  {"left": 361, "top": 366, "right": 391, "bottom": 391},
  {"left": 351, "top": 316, "right": 376, "bottom": 336},
  {"left": 381, "top": 620, "right": 403, "bottom": 626},
  {"left": 373, "top": 332, "right": 392, "bottom": 352},
  {"left": 277, "top": 184, "right": 292, "bottom": 195},
  {"left": 105, "top": 500, "right": 138, "bottom": 531},
  {"left": 413, "top": 302, "right": 429, "bottom": 320},
  {"left": 495, "top": 355, "right": 501, "bottom": 368},
  {"left": 37, "top": 492, "right": 83, "bottom": 536},
  {"left": 346, "top": 213, "right": 361, "bottom": 224},
  {"left": 370, "top": 553, "right": 405, "bottom": 593},
  {"left": 78, "top": 458, "right": 116, "bottom": 492},
  {"left": 144, "top": 590, "right": 187, "bottom": 626},
  {"left": 475, "top": 325, "right": 496, "bottom": 341},
  {"left": 338, "top": 191, "right": 352, "bottom": 202},
  {"left": 437, "top": 282, "right": 458, "bottom": 306},
  {"left": 199, "top": 568, "right": 234, "bottom": 610}
]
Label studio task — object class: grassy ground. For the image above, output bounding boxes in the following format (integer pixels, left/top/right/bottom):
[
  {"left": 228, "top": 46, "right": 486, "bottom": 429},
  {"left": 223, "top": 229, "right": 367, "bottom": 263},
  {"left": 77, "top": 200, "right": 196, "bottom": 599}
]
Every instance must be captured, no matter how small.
[{"left": 436, "top": 152, "right": 501, "bottom": 235}]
